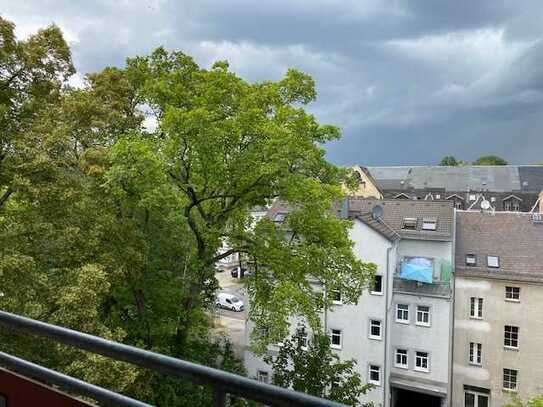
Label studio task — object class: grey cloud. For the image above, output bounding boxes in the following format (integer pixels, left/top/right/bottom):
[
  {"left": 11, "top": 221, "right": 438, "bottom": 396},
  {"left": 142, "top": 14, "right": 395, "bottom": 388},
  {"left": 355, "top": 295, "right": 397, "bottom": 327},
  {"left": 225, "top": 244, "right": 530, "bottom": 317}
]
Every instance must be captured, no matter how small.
[{"left": 2, "top": 0, "right": 543, "bottom": 165}]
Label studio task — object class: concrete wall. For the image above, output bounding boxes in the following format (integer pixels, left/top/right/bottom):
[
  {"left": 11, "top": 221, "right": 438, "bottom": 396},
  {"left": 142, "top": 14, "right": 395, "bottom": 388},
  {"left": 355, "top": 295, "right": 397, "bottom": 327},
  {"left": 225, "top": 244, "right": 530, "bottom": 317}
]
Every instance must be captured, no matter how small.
[{"left": 453, "top": 276, "right": 543, "bottom": 407}]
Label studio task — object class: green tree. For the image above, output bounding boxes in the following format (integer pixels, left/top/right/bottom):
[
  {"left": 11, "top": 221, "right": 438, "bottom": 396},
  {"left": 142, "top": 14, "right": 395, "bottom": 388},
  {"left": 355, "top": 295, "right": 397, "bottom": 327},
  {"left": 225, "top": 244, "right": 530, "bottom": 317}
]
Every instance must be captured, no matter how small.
[
  {"left": 265, "top": 326, "right": 373, "bottom": 406},
  {"left": 473, "top": 155, "right": 508, "bottom": 165},
  {"left": 125, "top": 48, "right": 375, "bottom": 348},
  {"left": 505, "top": 394, "right": 543, "bottom": 407},
  {"left": 0, "top": 17, "right": 74, "bottom": 211},
  {"left": 439, "top": 156, "right": 459, "bottom": 166}
]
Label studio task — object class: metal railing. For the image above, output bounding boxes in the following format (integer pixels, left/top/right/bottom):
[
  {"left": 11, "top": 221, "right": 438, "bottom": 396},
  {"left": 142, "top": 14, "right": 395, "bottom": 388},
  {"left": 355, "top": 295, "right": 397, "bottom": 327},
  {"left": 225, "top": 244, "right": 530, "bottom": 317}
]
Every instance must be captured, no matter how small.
[{"left": 0, "top": 311, "right": 346, "bottom": 407}]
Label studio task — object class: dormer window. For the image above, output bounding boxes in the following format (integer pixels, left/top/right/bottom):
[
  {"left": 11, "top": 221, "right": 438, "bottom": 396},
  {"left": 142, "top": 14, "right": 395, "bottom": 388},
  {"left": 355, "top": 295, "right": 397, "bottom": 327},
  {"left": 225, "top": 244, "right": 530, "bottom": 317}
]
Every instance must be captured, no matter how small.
[
  {"left": 421, "top": 218, "right": 437, "bottom": 231},
  {"left": 466, "top": 254, "right": 477, "bottom": 266},
  {"left": 503, "top": 196, "right": 521, "bottom": 212},
  {"left": 274, "top": 212, "right": 287, "bottom": 223},
  {"left": 487, "top": 256, "right": 500, "bottom": 268},
  {"left": 402, "top": 217, "right": 417, "bottom": 230}
]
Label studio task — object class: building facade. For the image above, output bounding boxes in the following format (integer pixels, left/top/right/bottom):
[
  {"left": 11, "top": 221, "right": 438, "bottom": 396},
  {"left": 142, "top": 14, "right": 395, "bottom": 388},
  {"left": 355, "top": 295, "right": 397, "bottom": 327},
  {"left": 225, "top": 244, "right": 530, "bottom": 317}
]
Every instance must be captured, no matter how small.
[
  {"left": 363, "top": 166, "right": 543, "bottom": 212},
  {"left": 453, "top": 211, "right": 543, "bottom": 407}
]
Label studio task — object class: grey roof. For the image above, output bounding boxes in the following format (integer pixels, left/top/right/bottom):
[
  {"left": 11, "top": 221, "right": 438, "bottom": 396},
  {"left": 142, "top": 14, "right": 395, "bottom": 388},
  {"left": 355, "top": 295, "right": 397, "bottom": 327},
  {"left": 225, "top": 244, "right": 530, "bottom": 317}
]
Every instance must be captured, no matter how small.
[
  {"left": 347, "top": 198, "right": 454, "bottom": 241},
  {"left": 456, "top": 211, "right": 543, "bottom": 282},
  {"left": 366, "top": 165, "right": 543, "bottom": 193}
]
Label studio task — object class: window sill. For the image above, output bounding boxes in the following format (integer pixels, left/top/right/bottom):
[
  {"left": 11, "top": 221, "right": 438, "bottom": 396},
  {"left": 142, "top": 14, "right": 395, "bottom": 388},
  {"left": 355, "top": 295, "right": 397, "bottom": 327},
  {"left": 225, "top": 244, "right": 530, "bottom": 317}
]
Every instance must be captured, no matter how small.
[
  {"left": 369, "top": 336, "right": 382, "bottom": 341},
  {"left": 469, "top": 316, "right": 483, "bottom": 320},
  {"left": 505, "top": 299, "right": 520, "bottom": 303},
  {"left": 414, "top": 368, "right": 430, "bottom": 373},
  {"left": 502, "top": 389, "right": 518, "bottom": 393},
  {"left": 415, "top": 322, "right": 431, "bottom": 328},
  {"left": 394, "top": 364, "right": 408, "bottom": 370},
  {"left": 369, "top": 381, "right": 381, "bottom": 386},
  {"left": 469, "top": 362, "right": 482, "bottom": 367},
  {"left": 396, "top": 320, "right": 410, "bottom": 325},
  {"left": 370, "top": 291, "right": 384, "bottom": 296},
  {"left": 504, "top": 346, "right": 519, "bottom": 351},
  {"left": 330, "top": 344, "right": 342, "bottom": 350},
  {"left": 332, "top": 301, "right": 343, "bottom": 306}
]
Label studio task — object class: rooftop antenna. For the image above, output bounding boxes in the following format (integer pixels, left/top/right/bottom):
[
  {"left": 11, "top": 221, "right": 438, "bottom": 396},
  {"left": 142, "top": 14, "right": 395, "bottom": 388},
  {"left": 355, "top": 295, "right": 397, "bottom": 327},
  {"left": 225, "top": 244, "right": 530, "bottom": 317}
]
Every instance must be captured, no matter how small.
[{"left": 371, "top": 204, "right": 384, "bottom": 221}]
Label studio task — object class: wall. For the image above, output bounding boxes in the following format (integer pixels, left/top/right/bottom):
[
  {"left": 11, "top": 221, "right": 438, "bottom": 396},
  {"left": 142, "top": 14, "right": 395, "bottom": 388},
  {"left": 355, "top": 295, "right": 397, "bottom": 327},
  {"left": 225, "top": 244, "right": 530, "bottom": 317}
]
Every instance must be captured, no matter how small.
[{"left": 453, "top": 276, "right": 543, "bottom": 407}]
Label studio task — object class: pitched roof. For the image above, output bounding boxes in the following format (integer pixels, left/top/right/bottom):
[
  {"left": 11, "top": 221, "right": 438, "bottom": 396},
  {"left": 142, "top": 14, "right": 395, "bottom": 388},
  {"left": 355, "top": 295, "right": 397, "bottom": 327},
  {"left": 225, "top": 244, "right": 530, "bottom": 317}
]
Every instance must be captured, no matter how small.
[
  {"left": 455, "top": 211, "right": 543, "bottom": 282},
  {"left": 347, "top": 198, "right": 454, "bottom": 241},
  {"left": 366, "top": 165, "right": 543, "bottom": 193}
]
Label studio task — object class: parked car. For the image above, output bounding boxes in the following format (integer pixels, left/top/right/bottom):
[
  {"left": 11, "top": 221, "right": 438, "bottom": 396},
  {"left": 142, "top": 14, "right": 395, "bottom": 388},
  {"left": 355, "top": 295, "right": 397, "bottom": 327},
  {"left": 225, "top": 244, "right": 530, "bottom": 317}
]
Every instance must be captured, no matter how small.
[{"left": 215, "top": 293, "right": 244, "bottom": 312}]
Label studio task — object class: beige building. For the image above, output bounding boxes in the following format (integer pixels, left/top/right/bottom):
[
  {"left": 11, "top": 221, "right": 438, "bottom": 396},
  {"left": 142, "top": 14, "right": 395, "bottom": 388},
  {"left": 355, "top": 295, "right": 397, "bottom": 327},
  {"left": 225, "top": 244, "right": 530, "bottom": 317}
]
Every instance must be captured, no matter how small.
[
  {"left": 453, "top": 211, "right": 543, "bottom": 407},
  {"left": 346, "top": 165, "right": 384, "bottom": 198}
]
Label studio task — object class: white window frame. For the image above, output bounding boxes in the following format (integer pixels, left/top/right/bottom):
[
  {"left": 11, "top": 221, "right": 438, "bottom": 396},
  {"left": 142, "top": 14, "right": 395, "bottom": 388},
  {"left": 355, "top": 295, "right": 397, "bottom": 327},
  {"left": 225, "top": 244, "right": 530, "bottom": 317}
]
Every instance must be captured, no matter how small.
[
  {"left": 469, "top": 194, "right": 476, "bottom": 201},
  {"left": 396, "top": 304, "right": 409, "bottom": 324},
  {"left": 487, "top": 255, "right": 499, "bottom": 268},
  {"left": 464, "top": 390, "right": 490, "bottom": 407},
  {"left": 330, "top": 329, "right": 342, "bottom": 350},
  {"left": 395, "top": 349, "right": 408, "bottom": 369},
  {"left": 416, "top": 305, "right": 431, "bottom": 327},
  {"left": 465, "top": 254, "right": 477, "bottom": 266},
  {"left": 470, "top": 297, "right": 483, "bottom": 319},
  {"left": 503, "top": 368, "right": 518, "bottom": 391},
  {"left": 504, "top": 325, "right": 519, "bottom": 349},
  {"left": 469, "top": 342, "right": 482, "bottom": 366},
  {"left": 368, "top": 364, "right": 381, "bottom": 386},
  {"left": 369, "top": 319, "right": 382, "bottom": 340},
  {"left": 371, "top": 274, "right": 383, "bottom": 295},
  {"left": 505, "top": 286, "right": 520, "bottom": 302},
  {"left": 414, "top": 351, "right": 430, "bottom": 372},
  {"left": 257, "top": 370, "right": 269, "bottom": 383},
  {"left": 331, "top": 290, "right": 342, "bottom": 305},
  {"left": 421, "top": 217, "right": 437, "bottom": 231}
]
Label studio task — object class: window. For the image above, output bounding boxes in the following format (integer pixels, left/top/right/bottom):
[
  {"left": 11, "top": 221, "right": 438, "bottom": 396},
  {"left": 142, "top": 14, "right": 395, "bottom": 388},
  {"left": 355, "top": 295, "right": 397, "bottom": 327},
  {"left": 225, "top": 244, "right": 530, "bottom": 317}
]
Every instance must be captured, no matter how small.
[
  {"left": 416, "top": 305, "right": 431, "bottom": 326},
  {"left": 331, "top": 290, "right": 342, "bottom": 305},
  {"left": 466, "top": 254, "right": 477, "bottom": 266},
  {"left": 487, "top": 256, "right": 499, "bottom": 268},
  {"left": 415, "top": 351, "right": 429, "bottom": 372},
  {"left": 396, "top": 304, "right": 409, "bottom": 323},
  {"left": 435, "top": 194, "right": 441, "bottom": 199},
  {"left": 257, "top": 371, "right": 269, "bottom": 383},
  {"left": 330, "top": 329, "right": 342, "bottom": 349},
  {"left": 465, "top": 392, "right": 489, "bottom": 407},
  {"left": 469, "top": 194, "right": 476, "bottom": 201},
  {"left": 368, "top": 365, "right": 381, "bottom": 385},
  {"left": 273, "top": 212, "right": 287, "bottom": 223},
  {"left": 454, "top": 200, "right": 464, "bottom": 209},
  {"left": 395, "top": 349, "right": 408, "bottom": 368},
  {"left": 371, "top": 275, "right": 383, "bottom": 294},
  {"left": 470, "top": 297, "right": 483, "bottom": 319},
  {"left": 402, "top": 217, "right": 417, "bottom": 230},
  {"left": 503, "top": 368, "right": 518, "bottom": 391},
  {"left": 369, "top": 319, "right": 382, "bottom": 340},
  {"left": 504, "top": 325, "right": 519, "bottom": 349},
  {"left": 505, "top": 287, "right": 520, "bottom": 301},
  {"left": 421, "top": 217, "right": 437, "bottom": 231},
  {"left": 469, "top": 342, "right": 482, "bottom": 365}
]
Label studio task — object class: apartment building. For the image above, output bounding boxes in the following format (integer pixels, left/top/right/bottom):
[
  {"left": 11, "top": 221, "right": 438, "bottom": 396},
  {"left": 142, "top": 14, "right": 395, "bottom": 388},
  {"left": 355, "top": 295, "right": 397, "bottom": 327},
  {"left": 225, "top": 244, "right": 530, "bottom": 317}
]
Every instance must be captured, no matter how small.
[
  {"left": 453, "top": 211, "right": 543, "bottom": 407},
  {"left": 244, "top": 199, "right": 455, "bottom": 407},
  {"left": 363, "top": 166, "right": 543, "bottom": 212}
]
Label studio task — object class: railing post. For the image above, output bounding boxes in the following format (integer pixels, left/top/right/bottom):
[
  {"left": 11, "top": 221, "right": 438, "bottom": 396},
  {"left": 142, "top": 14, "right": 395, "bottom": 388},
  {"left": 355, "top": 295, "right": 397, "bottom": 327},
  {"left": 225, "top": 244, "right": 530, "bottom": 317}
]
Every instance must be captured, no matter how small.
[{"left": 213, "top": 386, "right": 226, "bottom": 407}]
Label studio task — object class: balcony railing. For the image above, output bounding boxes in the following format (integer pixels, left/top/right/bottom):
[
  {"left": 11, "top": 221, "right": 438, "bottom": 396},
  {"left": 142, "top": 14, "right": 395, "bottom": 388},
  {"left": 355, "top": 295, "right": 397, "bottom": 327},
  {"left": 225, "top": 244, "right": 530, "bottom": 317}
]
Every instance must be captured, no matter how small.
[{"left": 0, "top": 311, "right": 345, "bottom": 407}]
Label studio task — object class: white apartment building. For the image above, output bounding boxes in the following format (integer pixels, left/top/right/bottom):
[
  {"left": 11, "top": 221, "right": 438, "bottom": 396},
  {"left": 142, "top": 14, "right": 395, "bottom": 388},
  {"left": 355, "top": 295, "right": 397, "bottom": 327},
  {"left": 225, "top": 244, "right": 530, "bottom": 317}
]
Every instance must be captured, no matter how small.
[{"left": 245, "top": 199, "right": 455, "bottom": 407}]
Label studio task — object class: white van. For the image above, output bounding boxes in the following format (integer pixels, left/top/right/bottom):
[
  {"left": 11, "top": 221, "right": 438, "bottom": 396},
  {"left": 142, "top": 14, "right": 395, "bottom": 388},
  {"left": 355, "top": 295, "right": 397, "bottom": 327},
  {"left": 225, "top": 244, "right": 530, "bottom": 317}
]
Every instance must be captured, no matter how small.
[{"left": 216, "top": 293, "right": 244, "bottom": 312}]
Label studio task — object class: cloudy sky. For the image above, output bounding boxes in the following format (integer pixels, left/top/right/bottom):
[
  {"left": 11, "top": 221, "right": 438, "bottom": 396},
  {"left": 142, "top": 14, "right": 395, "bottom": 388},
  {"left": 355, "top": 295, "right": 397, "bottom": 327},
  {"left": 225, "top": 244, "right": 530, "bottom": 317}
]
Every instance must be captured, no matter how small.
[{"left": 3, "top": 1, "right": 543, "bottom": 165}]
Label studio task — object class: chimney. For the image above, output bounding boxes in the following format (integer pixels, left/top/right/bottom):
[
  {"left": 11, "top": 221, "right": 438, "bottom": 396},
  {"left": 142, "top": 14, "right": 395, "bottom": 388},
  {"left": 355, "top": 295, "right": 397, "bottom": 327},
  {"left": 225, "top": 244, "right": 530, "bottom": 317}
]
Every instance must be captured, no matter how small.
[{"left": 539, "top": 190, "right": 543, "bottom": 213}]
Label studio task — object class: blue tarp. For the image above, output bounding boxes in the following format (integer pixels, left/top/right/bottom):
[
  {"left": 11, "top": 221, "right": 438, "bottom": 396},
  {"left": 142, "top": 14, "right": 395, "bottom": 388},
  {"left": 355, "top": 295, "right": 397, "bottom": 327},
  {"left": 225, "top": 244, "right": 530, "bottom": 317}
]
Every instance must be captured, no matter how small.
[{"left": 400, "top": 257, "right": 433, "bottom": 284}]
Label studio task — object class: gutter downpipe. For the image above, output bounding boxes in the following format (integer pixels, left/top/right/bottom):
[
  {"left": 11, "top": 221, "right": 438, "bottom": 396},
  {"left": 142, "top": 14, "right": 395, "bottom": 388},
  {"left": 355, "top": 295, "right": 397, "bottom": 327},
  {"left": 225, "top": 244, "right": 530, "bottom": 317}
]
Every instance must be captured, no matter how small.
[
  {"left": 449, "top": 208, "right": 457, "bottom": 406},
  {"left": 384, "top": 238, "right": 397, "bottom": 407}
]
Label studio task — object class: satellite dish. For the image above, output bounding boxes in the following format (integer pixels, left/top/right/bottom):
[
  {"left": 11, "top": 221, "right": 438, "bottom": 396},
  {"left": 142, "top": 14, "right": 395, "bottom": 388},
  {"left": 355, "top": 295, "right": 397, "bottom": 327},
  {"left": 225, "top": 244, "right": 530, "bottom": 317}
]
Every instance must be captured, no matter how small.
[
  {"left": 481, "top": 200, "right": 491, "bottom": 210},
  {"left": 371, "top": 205, "right": 384, "bottom": 220}
]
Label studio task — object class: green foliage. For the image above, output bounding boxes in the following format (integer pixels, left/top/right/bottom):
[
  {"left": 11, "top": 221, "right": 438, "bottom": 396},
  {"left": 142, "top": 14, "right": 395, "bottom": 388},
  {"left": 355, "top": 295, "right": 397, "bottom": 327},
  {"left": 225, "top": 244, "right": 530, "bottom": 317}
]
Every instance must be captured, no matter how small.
[
  {"left": 265, "top": 326, "right": 373, "bottom": 406},
  {"left": 439, "top": 156, "right": 459, "bottom": 166},
  {"left": 0, "top": 17, "right": 375, "bottom": 406},
  {"left": 505, "top": 394, "right": 543, "bottom": 407},
  {"left": 473, "top": 155, "right": 508, "bottom": 165}
]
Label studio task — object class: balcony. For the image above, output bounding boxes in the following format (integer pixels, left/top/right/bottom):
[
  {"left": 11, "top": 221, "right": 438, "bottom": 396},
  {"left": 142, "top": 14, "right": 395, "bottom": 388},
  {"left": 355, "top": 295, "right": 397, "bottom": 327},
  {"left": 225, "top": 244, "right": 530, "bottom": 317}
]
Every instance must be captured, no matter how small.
[
  {"left": 0, "top": 311, "right": 344, "bottom": 407},
  {"left": 393, "top": 257, "right": 453, "bottom": 298}
]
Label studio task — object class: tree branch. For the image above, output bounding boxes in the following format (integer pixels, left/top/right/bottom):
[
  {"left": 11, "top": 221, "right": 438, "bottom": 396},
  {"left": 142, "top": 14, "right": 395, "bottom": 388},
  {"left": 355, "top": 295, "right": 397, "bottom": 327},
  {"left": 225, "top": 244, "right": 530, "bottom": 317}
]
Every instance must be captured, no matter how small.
[{"left": 0, "top": 186, "right": 14, "bottom": 209}]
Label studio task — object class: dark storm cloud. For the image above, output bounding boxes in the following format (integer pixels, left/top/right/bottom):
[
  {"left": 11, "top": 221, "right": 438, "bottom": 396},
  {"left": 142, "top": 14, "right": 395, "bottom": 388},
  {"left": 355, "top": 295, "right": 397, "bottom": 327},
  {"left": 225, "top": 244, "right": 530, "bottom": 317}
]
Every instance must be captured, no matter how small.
[{"left": 2, "top": 0, "right": 543, "bottom": 164}]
